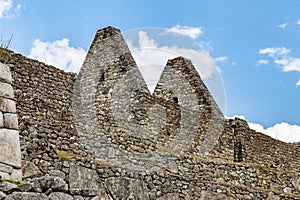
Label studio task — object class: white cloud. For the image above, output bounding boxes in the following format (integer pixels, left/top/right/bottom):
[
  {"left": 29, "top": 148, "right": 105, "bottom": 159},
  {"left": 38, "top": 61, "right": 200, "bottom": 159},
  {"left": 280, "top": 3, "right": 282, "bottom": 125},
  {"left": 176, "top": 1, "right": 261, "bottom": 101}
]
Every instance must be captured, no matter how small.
[
  {"left": 28, "top": 38, "right": 87, "bottom": 73},
  {"left": 137, "top": 31, "right": 219, "bottom": 78},
  {"left": 214, "top": 56, "right": 228, "bottom": 62},
  {"left": 163, "top": 45, "right": 219, "bottom": 77},
  {"left": 259, "top": 46, "right": 300, "bottom": 85},
  {"left": 278, "top": 23, "right": 288, "bottom": 29},
  {"left": 249, "top": 122, "right": 300, "bottom": 143},
  {"left": 15, "top": 3, "right": 21, "bottom": 12},
  {"left": 281, "top": 58, "right": 300, "bottom": 72},
  {"left": 257, "top": 59, "right": 269, "bottom": 66},
  {"left": 166, "top": 25, "right": 203, "bottom": 39},
  {"left": 231, "top": 62, "right": 237, "bottom": 66},
  {"left": 129, "top": 31, "right": 220, "bottom": 93},
  {"left": 138, "top": 31, "right": 157, "bottom": 48},
  {"left": 259, "top": 47, "right": 290, "bottom": 57},
  {"left": 259, "top": 47, "right": 300, "bottom": 72},
  {"left": 227, "top": 115, "right": 300, "bottom": 143},
  {"left": 296, "top": 79, "right": 300, "bottom": 87},
  {"left": 0, "top": 0, "right": 21, "bottom": 18},
  {"left": 0, "top": 0, "right": 12, "bottom": 18},
  {"left": 296, "top": 19, "right": 300, "bottom": 26}
]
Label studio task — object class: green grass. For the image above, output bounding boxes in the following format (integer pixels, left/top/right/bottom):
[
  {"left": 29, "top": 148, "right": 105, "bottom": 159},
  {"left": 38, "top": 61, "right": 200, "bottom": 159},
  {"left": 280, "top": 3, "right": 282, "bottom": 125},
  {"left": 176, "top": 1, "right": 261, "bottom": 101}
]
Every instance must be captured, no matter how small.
[
  {"left": 54, "top": 148, "right": 110, "bottom": 167},
  {"left": 55, "top": 149, "right": 77, "bottom": 161}
]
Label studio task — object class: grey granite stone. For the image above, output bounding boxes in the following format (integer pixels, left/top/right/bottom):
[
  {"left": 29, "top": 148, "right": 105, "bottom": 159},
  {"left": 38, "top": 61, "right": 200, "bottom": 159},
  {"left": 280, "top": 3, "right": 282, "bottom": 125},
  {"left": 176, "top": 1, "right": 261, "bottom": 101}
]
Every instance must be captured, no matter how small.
[
  {"left": 48, "top": 192, "right": 73, "bottom": 200},
  {"left": 5, "top": 192, "right": 48, "bottom": 200},
  {"left": 0, "top": 129, "right": 21, "bottom": 168},
  {"left": 0, "top": 63, "right": 12, "bottom": 84},
  {"left": 0, "top": 82, "right": 14, "bottom": 99},
  {"left": 0, "top": 98, "right": 16, "bottom": 113},
  {"left": 69, "top": 164, "right": 104, "bottom": 196},
  {"left": 0, "top": 111, "right": 3, "bottom": 127},
  {"left": 3, "top": 113, "right": 18, "bottom": 130}
]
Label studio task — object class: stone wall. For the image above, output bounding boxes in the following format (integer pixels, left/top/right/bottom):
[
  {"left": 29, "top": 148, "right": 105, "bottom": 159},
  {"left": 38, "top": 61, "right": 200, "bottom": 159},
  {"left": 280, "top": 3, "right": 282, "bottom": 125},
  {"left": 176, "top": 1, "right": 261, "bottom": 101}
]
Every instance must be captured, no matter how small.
[
  {"left": 0, "top": 48, "right": 86, "bottom": 180},
  {"left": 73, "top": 26, "right": 224, "bottom": 171},
  {"left": 0, "top": 26, "right": 299, "bottom": 199},
  {"left": 0, "top": 62, "right": 21, "bottom": 180},
  {"left": 210, "top": 118, "right": 300, "bottom": 171},
  {"left": 0, "top": 156, "right": 300, "bottom": 199}
]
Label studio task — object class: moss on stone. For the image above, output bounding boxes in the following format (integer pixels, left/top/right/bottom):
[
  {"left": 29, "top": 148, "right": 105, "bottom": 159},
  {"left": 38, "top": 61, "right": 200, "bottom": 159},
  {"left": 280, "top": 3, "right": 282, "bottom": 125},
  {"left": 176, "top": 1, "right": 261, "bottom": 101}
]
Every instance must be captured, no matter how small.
[
  {"left": 54, "top": 149, "right": 76, "bottom": 161},
  {"left": 92, "top": 159, "right": 110, "bottom": 167},
  {"left": 0, "top": 178, "right": 25, "bottom": 185}
]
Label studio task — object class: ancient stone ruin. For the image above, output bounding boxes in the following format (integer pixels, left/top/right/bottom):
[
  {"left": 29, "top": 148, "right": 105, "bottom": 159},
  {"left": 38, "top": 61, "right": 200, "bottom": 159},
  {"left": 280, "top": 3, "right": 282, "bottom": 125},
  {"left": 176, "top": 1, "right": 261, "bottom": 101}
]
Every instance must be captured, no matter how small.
[{"left": 0, "top": 26, "right": 299, "bottom": 199}]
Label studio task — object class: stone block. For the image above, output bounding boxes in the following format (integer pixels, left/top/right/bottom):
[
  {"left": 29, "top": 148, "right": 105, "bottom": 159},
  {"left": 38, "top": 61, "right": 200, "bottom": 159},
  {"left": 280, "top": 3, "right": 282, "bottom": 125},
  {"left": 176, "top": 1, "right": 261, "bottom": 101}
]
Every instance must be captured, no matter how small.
[
  {"left": 292, "top": 177, "right": 300, "bottom": 192},
  {"left": 2, "top": 181, "right": 18, "bottom": 192},
  {"left": 0, "top": 171, "right": 10, "bottom": 180},
  {"left": 0, "top": 98, "right": 16, "bottom": 113},
  {"left": 4, "top": 113, "right": 18, "bottom": 129},
  {"left": 0, "top": 162, "right": 13, "bottom": 173},
  {"left": 105, "top": 177, "right": 149, "bottom": 200},
  {"left": 0, "top": 63, "right": 12, "bottom": 84},
  {"left": 0, "top": 111, "right": 3, "bottom": 127},
  {"left": 48, "top": 192, "right": 73, "bottom": 200},
  {"left": 0, "top": 129, "right": 21, "bottom": 168},
  {"left": 0, "top": 191, "right": 5, "bottom": 199},
  {"left": 10, "top": 169, "right": 22, "bottom": 180},
  {"left": 22, "top": 161, "right": 42, "bottom": 179},
  {"left": 0, "top": 82, "right": 14, "bottom": 99},
  {"left": 69, "top": 164, "right": 104, "bottom": 196},
  {"left": 5, "top": 192, "right": 48, "bottom": 200}
]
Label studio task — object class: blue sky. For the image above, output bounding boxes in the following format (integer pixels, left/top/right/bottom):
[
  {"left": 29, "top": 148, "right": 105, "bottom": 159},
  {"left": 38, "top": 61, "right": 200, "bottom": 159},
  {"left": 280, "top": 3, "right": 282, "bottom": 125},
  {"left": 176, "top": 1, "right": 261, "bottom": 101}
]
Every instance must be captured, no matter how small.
[{"left": 1, "top": 0, "right": 300, "bottom": 142}]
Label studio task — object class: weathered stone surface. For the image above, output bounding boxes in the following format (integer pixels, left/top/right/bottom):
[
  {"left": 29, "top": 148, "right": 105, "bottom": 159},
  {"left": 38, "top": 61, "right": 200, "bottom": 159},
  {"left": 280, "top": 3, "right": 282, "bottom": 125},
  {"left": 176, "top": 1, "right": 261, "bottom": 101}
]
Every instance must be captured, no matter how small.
[
  {"left": 0, "top": 63, "right": 12, "bottom": 84},
  {"left": 0, "top": 191, "right": 6, "bottom": 199},
  {"left": 267, "top": 192, "right": 280, "bottom": 200},
  {"left": 48, "top": 170, "right": 65, "bottom": 179},
  {"left": 73, "top": 196, "right": 84, "bottom": 200},
  {"left": 0, "top": 26, "right": 298, "bottom": 200},
  {"left": 0, "top": 171, "right": 10, "bottom": 179},
  {"left": 270, "top": 182, "right": 281, "bottom": 192},
  {"left": 22, "top": 161, "right": 42, "bottom": 179},
  {"left": 18, "top": 183, "right": 33, "bottom": 192},
  {"left": 292, "top": 177, "right": 300, "bottom": 192},
  {"left": 105, "top": 177, "right": 149, "bottom": 200},
  {"left": 30, "top": 176, "right": 67, "bottom": 193},
  {"left": 0, "top": 98, "right": 16, "bottom": 113},
  {"left": 5, "top": 192, "right": 48, "bottom": 200},
  {"left": 157, "top": 193, "right": 180, "bottom": 200},
  {"left": 90, "top": 195, "right": 112, "bottom": 200},
  {"left": 200, "top": 191, "right": 231, "bottom": 200},
  {"left": 30, "top": 176, "right": 53, "bottom": 193},
  {"left": 10, "top": 169, "right": 22, "bottom": 180},
  {"left": 48, "top": 192, "right": 73, "bottom": 200},
  {"left": 0, "top": 82, "right": 14, "bottom": 99},
  {"left": 69, "top": 164, "right": 104, "bottom": 196},
  {"left": 51, "top": 177, "right": 68, "bottom": 191},
  {"left": 0, "top": 111, "right": 3, "bottom": 127},
  {"left": 3, "top": 113, "right": 18, "bottom": 129},
  {"left": 284, "top": 187, "right": 292, "bottom": 193},
  {"left": 0, "top": 182, "right": 17, "bottom": 193},
  {"left": 0, "top": 163, "right": 13, "bottom": 173},
  {"left": 0, "top": 129, "right": 21, "bottom": 168}
]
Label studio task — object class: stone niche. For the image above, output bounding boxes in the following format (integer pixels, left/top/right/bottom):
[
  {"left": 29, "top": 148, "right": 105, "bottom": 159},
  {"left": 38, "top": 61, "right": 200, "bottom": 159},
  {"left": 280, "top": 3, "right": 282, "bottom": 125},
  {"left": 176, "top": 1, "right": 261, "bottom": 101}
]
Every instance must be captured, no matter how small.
[{"left": 0, "top": 62, "right": 22, "bottom": 180}]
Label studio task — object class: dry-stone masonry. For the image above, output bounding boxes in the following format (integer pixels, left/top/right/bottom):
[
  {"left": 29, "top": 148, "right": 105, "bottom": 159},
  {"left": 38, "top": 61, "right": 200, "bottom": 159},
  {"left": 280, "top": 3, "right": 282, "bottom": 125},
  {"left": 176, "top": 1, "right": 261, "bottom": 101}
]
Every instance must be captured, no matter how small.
[
  {"left": 0, "top": 26, "right": 299, "bottom": 199},
  {"left": 0, "top": 62, "right": 21, "bottom": 181}
]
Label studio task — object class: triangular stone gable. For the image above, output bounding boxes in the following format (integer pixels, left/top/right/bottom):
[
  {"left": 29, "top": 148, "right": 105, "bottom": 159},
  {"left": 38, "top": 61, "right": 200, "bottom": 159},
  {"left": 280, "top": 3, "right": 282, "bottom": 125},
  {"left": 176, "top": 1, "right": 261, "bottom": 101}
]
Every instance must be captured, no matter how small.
[{"left": 73, "top": 26, "right": 224, "bottom": 160}]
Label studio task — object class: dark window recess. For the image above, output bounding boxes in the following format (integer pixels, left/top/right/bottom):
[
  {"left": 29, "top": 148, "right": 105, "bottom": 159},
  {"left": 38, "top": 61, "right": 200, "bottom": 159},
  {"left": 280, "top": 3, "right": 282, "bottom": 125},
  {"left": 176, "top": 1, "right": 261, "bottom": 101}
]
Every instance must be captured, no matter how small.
[
  {"left": 234, "top": 139, "right": 243, "bottom": 162},
  {"left": 100, "top": 72, "right": 105, "bottom": 82},
  {"left": 173, "top": 97, "right": 178, "bottom": 103}
]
